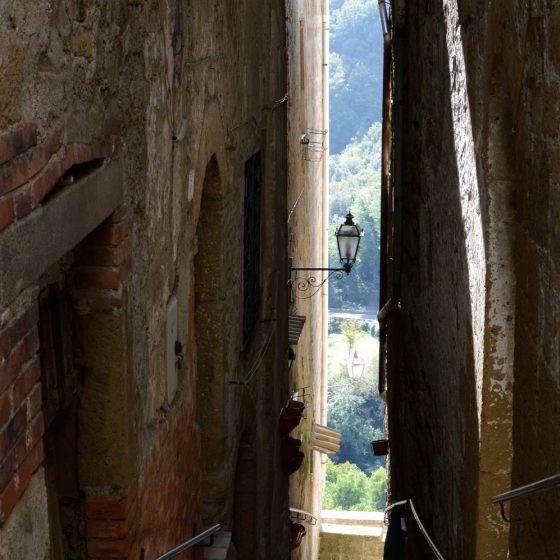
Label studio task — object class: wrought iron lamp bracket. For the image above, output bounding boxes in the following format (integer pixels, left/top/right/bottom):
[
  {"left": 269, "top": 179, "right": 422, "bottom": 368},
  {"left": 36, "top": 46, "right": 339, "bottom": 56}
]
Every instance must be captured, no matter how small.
[{"left": 288, "top": 266, "right": 350, "bottom": 300}]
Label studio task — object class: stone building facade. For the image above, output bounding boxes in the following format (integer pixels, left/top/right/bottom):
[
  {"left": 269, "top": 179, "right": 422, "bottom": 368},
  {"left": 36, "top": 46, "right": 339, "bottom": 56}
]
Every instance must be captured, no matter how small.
[
  {"left": 382, "top": 0, "right": 560, "bottom": 558},
  {"left": 0, "top": 1, "right": 326, "bottom": 559}
]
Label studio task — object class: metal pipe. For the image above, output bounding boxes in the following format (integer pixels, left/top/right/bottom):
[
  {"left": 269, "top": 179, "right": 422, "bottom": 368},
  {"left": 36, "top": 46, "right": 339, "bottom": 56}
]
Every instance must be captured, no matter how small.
[
  {"left": 392, "top": 23, "right": 405, "bottom": 304},
  {"left": 377, "top": 297, "right": 401, "bottom": 324},
  {"left": 491, "top": 473, "right": 560, "bottom": 504},
  {"left": 377, "top": 1, "right": 391, "bottom": 43},
  {"left": 153, "top": 523, "right": 221, "bottom": 560},
  {"left": 377, "top": 2, "right": 393, "bottom": 396}
]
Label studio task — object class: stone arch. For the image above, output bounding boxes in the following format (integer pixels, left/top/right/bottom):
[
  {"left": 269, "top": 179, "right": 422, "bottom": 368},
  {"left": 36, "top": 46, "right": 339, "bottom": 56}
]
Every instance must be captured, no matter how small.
[{"left": 195, "top": 154, "right": 229, "bottom": 523}]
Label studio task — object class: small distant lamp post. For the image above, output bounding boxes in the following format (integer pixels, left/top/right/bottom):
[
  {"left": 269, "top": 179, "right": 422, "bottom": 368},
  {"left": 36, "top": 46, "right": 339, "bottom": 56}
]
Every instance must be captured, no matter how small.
[{"left": 347, "top": 350, "right": 365, "bottom": 382}]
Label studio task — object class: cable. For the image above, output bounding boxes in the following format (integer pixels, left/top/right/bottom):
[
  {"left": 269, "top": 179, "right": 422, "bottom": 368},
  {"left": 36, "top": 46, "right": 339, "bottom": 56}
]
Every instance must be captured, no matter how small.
[{"left": 385, "top": 499, "right": 446, "bottom": 560}]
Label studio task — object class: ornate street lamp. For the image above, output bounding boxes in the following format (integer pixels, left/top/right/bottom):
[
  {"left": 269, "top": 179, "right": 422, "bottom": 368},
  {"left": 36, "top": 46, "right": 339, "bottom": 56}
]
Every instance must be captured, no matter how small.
[
  {"left": 289, "top": 211, "right": 364, "bottom": 298},
  {"left": 335, "top": 212, "right": 364, "bottom": 274}
]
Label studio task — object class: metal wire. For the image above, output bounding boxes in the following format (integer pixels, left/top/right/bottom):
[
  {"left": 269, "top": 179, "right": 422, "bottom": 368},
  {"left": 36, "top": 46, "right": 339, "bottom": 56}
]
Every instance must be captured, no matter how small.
[{"left": 385, "top": 499, "right": 446, "bottom": 560}]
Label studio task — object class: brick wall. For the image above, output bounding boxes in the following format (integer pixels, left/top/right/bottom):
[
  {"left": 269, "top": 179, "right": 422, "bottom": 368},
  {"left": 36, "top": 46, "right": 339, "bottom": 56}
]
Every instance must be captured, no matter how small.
[
  {"left": 135, "top": 407, "right": 202, "bottom": 560},
  {"left": 0, "top": 290, "right": 44, "bottom": 523},
  {"left": 0, "top": 145, "right": 131, "bottom": 550},
  {"left": 84, "top": 491, "right": 137, "bottom": 560},
  {"left": 74, "top": 206, "right": 131, "bottom": 313},
  {"left": 0, "top": 121, "right": 112, "bottom": 236}
]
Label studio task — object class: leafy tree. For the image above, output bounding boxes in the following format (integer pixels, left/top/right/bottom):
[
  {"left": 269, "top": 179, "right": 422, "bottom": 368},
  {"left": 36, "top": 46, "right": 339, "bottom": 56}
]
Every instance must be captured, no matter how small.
[
  {"left": 328, "top": 382, "right": 385, "bottom": 473},
  {"left": 328, "top": 322, "right": 383, "bottom": 475},
  {"left": 330, "top": 0, "right": 384, "bottom": 153},
  {"left": 324, "top": 459, "right": 387, "bottom": 511},
  {"left": 329, "top": 123, "right": 382, "bottom": 311}
]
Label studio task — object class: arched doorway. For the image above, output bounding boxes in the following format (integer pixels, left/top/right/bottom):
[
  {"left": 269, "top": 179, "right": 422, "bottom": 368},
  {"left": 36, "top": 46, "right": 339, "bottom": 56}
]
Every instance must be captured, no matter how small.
[{"left": 194, "top": 155, "right": 229, "bottom": 524}]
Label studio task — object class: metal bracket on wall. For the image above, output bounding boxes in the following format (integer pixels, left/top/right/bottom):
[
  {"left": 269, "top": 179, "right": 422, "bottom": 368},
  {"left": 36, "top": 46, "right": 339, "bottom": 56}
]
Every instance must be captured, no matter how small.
[
  {"left": 289, "top": 507, "right": 318, "bottom": 526},
  {"left": 491, "top": 472, "right": 560, "bottom": 524},
  {"left": 300, "top": 128, "right": 327, "bottom": 162}
]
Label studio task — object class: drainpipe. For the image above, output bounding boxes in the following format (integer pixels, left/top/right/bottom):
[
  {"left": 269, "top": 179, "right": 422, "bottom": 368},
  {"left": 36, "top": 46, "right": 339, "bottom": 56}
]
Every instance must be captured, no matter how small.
[
  {"left": 377, "top": 5, "right": 392, "bottom": 397},
  {"left": 378, "top": 1, "right": 405, "bottom": 397},
  {"left": 392, "top": 7, "right": 405, "bottom": 306}
]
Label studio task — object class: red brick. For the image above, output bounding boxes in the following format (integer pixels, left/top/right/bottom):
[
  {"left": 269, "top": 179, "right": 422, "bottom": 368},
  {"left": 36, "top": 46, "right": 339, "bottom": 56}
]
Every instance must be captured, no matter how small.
[
  {"left": 14, "top": 412, "right": 44, "bottom": 467},
  {"left": 0, "top": 444, "right": 16, "bottom": 491},
  {"left": 0, "top": 349, "right": 22, "bottom": 395},
  {"left": 0, "top": 391, "right": 10, "bottom": 428},
  {"left": 0, "top": 306, "right": 39, "bottom": 362},
  {"left": 0, "top": 197, "right": 14, "bottom": 232},
  {"left": 86, "top": 537, "right": 132, "bottom": 559},
  {"left": 27, "top": 382, "right": 42, "bottom": 420},
  {"left": 0, "top": 135, "right": 61, "bottom": 196},
  {"left": 74, "top": 269, "right": 123, "bottom": 291},
  {"left": 14, "top": 187, "right": 35, "bottom": 220},
  {"left": 0, "top": 426, "right": 8, "bottom": 463},
  {"left": 0, "top": 472, "right": 19, "bottom": 523},
  {"left": 0, "top": 329, "right": 39, "bottom": 393},
  {"left": 0, "top": 123, "right": 38, "bottom": 166},
  {"left": 84, "top": 221, "right": 129, "bottom": 248},
  {"left": 12, "top": 357, "right": 40, "bottom": 410},
  {"left": 75, "top": 245, "right": 126, "bottom": 267},
  {"left": 70, "top": 143, "right": 93, "bottom": 165},
  {"left": 86, "top": 518, "right": 131, "bottom": 539},
  {"left": 31, "top": 158, "right": 62, "bottom": 205},
  {"left": 5, "top": 405, "right": 27, "bottom": 448},
  {"left": 85, "top": 495, "right": 131, "bottom": 520},
  {"left": 15, "top": 440, "right": 44, "bottom": 499}
]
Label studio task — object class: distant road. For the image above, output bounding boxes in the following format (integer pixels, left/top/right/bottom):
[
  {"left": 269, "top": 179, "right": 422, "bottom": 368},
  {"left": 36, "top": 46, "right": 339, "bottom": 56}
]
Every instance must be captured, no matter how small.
[{"left": 328, "top": 309, "right": 378, "bottom": 321}]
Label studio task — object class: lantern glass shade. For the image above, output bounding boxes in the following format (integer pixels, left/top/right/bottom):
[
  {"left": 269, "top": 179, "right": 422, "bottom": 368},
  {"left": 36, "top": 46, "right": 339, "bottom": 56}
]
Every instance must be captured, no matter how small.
[
  {"left": 335, "top": 212, "right": 363, "bottom": 268},
  {"left": 347, "top": 350, "right": 365, "bottom": 381}
]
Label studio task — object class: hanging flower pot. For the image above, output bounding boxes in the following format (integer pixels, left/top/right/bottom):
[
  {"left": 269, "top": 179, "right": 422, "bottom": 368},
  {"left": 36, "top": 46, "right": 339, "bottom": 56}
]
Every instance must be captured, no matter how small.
[
  {"left": 282, "top": 451, "right": 304, "bottom": 476},
  {"left": 278, "top": 401, "right": 305, "bottom": 434},
  {"left": 280, "top": 436, "right": 302, "bottom": 464},
  {"left": 289, "top": 522, "right": 306, "bottom": 549},
  {"left": 371, "top": 439, "right": 389, "bottom": 456}
]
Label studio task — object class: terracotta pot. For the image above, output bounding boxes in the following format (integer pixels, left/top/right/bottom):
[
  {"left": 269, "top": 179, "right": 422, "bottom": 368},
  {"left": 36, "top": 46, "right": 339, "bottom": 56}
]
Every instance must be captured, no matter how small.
[
  {"left": 280, "top": 436, "right": 302, "bottom": 464},
  {"left": 371, "top": 439, "right": 389, "bottom": 456},
  {"left": 286, "top": 400, "right": 305, "bottom": 411},
  {"left": 278, "top": 401, "right": 305, "bottom": 434},
  {"left": 282, "top": 451, "right": 304, "bottom": 476},
  {"left": 289, "top": 522, "right": 306, "bottom": 550}
]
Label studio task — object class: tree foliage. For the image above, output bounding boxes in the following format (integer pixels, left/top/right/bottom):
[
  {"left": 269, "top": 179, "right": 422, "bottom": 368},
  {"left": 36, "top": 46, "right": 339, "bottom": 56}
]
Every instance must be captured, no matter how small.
[
  {"left": 327, "top": 324, "right": 384, "bottom": 474},
  {"left": 329, "top": 123, "right": 382, "bottom": 311},
  {"left": 324, "top": 0, "right": 386, "bottom": 512},
  {"left": 324, "top": 459, "right": 387, "bottom": 511},
  {"left": 329, "top": 0, "right": 384, "bottom": 153}
]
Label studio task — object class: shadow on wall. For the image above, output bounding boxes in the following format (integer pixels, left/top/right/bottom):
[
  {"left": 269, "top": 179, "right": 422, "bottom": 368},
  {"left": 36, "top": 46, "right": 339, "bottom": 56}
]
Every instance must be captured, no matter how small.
[{"left": 388, "top": 1, "right": 482, "bottom": 558}]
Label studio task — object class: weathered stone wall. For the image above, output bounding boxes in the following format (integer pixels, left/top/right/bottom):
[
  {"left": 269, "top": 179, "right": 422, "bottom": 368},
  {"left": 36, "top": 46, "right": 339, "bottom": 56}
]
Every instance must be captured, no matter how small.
[
  {"left": 505, "top": 2, "right": 560, "bottom": 558},
  {"left": 285, "top": 0, "right": 328, "bottom": 559},
  {"left": 385, "top": 0, "right": 560, "bottom": 558},
  {"left": 0, "top": 1, "right": 324, "bottom": 559}
]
